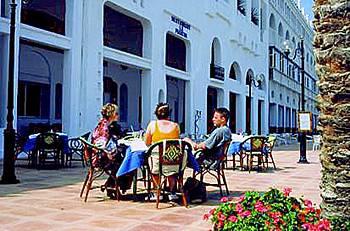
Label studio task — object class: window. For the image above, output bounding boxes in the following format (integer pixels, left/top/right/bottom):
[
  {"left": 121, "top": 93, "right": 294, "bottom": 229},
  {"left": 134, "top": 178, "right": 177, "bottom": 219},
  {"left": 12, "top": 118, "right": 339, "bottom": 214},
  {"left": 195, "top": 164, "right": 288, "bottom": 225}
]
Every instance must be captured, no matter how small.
[
  {"left": 104, "top": 5, "right": 143, "bottom": 56},
  {"left": 120, "top": 84, "right": 128, "bottom": 122},
  {"left": 55, "top": 83, "right": 62, "bottom": 119},
  {"left": 166, "top": 33, "right": 186, "bottom": 71},
  {"left": 1, "top": 0, "right": 7, "bottom": 17},
  {"left": 18, "top": 81, "right": 50, "bottom": 118},
  {"left": 246, "top": 69, "right": 254, "bottom": 85},
  {"left": 21, "top": 0, "right": 66, "bottom": 35},
  {"left": 237, "top": 0, "right": 246, "bottom": 16},
  {"left": 271, "top": 90, "right": 274, "bottom": 98}
]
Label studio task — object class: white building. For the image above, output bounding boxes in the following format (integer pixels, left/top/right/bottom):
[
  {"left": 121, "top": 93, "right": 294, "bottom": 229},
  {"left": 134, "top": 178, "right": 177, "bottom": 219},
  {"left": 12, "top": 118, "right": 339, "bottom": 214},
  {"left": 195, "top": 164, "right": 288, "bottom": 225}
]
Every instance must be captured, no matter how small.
[
  {"left": 267, "top": 0, "right": 318, "bottom": 133},
  {"left": 0, "top": 0, "right": 316, "bottom": 157}
]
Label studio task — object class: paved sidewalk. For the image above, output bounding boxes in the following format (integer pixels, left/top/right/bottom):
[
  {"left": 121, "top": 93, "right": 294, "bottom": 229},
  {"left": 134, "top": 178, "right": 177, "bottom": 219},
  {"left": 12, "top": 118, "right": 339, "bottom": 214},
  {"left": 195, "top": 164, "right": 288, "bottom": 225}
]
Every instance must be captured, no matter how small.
[{"left": 0, "top": 147, "right": 321, "bottom": 230}]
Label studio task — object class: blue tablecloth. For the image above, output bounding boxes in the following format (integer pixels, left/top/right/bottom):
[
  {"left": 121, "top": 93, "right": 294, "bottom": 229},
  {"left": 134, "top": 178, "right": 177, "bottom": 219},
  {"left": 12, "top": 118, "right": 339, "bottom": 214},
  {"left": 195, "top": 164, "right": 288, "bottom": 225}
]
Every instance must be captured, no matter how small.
[
  {"left": 228, "top": 142, "right": 250, "bottom": 156},
  {"left": 23, "top": 133, "right": 69, "bottom": 154},
  {"left": 116, "top": 147, "right": 200, "bottom": 177},
  {"left": 227, "top": 141, "right": 269, "bottom": 156}
]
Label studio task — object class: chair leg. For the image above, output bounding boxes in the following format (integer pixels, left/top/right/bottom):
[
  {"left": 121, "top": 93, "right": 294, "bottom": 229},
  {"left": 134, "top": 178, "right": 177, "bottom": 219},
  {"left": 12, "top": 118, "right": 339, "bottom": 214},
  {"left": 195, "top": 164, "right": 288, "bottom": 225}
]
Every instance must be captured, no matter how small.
[
  {"left": 221, "top": 168, "right": 229, "bottom": 196},
  {"left": 178, "top": 176, "right": 188, "bottom": 208},
  {"left": 269, "top": 153, "right": 277, "bottom": 169},
  {"left": 132, "top": 170, "right": 138, "bottom": 201},
  {"left": 248, "top": 155, "right": 253, "bottom": 173},
  {"left": 80, "top": 172, "right": 90, "bottom": 198},
  {"left": 84, "top": 169, "right": 94, "bottom": 202},
  {"left": 81, "top": 155, "right": 85, "bottom": 168},
  {"left": 156, "top": 187, "right": 161, "bottom": 209},
  {"left": 217, "top": 169, "right": 223, "bottom": 197},
  {"left": 232, "top": 154, "right": 236, "bottom": 170}
]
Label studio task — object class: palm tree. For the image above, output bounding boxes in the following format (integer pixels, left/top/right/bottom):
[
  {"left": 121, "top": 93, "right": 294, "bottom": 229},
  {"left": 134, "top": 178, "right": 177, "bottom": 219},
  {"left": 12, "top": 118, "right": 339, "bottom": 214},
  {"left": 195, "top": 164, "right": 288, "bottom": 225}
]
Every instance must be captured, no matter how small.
[{"left": 313, "top": 0, "right": 350, "bottom": 229}]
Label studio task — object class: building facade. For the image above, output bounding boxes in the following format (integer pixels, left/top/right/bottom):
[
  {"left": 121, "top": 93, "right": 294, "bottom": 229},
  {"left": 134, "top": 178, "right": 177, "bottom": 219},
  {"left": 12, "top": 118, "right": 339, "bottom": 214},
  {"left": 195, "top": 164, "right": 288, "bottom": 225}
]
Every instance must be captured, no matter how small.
[
  {"left": 267, "top": 0, "right": 318, "bottom": 134},
  {"left": 0, "top": 0, "right": 316, "bottom": 157}
]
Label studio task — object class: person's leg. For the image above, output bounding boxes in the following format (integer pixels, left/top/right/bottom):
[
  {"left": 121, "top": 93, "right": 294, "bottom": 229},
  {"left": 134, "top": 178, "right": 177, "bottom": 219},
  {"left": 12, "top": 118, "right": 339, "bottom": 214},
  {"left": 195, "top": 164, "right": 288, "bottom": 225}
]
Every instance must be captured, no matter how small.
[
  {"left": 168, "top": 176, "right": 177, "bottom": 193},
  {"left": 152, "top": 174, "right": 160, "bottom": 188}
]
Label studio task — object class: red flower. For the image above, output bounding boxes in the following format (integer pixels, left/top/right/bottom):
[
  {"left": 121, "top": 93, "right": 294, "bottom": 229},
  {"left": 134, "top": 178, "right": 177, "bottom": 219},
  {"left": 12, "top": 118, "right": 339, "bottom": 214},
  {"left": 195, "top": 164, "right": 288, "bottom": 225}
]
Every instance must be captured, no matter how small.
[
  {"left": 217, "top": 212, "right": 226, "bottom": 221},
  {"left": 317, "top": 219, "right": 331, "bottom": 231},
  {"left": 283, "top": 187, "right": 292, "bottom": 197},
  {"left": 269, "top": 211, "right": 282, "bottom": 219},
  {"left": 228, "top": 215, "right": 238, "bottom": 223},
  {"left": 302, "top": 223, "right": 312, "bottom": 230},
  {"left": 298, "top": 213, "right": 306, "bottom": 223},
  {"left": 220, "top": 196, "right": 228, "bottom": 203},
  {"left": 255, "top": 201, "right": 268, "bottom": 213},
  {"left": 292, "top": 203, "right": 300, "bottom": 211},
  {"left": 203, "top": 213, "right": 209, "bottom": 221},
  {"left": 236, "top": 203, "right": 244, "bottom": 213},
  {"left": 304, "top": 199, "right": 313, "bottom": 208},
  {"left": 239, "top": 210, "right": 251, "bottom": 218},
  {"left": 208, "top": 208, "right": 216, "bottom": 215}
]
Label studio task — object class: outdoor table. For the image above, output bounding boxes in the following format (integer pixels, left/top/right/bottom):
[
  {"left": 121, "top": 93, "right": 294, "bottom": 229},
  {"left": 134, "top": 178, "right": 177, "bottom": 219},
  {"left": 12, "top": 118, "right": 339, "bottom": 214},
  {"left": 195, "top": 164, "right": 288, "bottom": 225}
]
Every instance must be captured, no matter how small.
[
  {"left": 23, "top": 132, "right": 69, "bottom": 167},
  {"left": 116, "top": 140, "right": 200, "bottom": 177}
]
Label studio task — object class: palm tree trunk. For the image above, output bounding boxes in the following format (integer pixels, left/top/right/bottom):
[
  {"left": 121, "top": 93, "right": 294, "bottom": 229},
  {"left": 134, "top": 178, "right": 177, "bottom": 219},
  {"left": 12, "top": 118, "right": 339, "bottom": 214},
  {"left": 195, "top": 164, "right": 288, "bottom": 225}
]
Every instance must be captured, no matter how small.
[{"left": 313, "top": 0, "right": 350, "bottom": 228}]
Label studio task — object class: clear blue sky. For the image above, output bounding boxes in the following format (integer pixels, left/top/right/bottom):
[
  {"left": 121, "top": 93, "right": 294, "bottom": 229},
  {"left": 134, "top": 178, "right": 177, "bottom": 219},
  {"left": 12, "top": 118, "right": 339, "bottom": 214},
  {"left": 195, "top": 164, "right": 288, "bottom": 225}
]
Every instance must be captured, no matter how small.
[{"left": 300, "top": 0, "right": 313, "bottom": 19}]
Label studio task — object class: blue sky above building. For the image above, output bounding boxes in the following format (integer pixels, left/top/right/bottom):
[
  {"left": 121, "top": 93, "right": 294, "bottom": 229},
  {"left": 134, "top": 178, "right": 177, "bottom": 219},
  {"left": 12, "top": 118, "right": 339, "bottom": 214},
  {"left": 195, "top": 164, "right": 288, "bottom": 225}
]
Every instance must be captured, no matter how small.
[{"left": 301, "top": 0, "right": 313, "bottom": 19}]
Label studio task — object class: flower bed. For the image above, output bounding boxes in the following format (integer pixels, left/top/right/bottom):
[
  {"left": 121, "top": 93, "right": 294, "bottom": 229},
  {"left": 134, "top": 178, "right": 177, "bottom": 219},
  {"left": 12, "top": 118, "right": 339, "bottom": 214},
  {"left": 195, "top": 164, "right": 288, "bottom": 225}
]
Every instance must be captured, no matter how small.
[{"left": 204, "top": 188, "right": 330, "bottom": 231}]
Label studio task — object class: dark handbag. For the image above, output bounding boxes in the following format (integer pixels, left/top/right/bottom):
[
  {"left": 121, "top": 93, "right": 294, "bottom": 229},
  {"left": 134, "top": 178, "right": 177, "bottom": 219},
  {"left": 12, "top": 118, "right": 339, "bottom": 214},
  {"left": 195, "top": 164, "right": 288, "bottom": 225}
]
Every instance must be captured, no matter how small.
[{"left": 183, "top": 177, "right": 207, "bottom": 204}]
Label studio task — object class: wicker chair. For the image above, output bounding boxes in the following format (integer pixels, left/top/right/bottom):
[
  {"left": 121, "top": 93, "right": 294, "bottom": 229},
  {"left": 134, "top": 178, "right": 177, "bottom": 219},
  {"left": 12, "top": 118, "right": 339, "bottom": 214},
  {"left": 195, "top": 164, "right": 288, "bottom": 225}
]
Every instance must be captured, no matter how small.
[
  {"left": 193, "top": 140, "right": 231, "bottom": 196},
  {"left": 240, "top": 136, "right": 268, "bottom": 173},
  {"left": 146, "top": 139, "right": 191, "bottom": 208},
  {"left": 79, "top": 138, "right": 121, "bottom": 202}
]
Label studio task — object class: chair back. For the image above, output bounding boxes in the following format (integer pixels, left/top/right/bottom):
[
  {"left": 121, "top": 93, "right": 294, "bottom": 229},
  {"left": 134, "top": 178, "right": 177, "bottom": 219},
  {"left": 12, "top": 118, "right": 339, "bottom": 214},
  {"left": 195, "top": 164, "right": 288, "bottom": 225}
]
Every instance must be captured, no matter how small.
[
  {"left": 79, "top": 138, "right": 106, "bottom": 168},
  {"left": 147, "top": 139, "right": 192, "bottom": 175},
  {"left": 267, "top": 135, "right": 277, "bottom": 150},
  {"left": 313, "top": 135, "right": 321, "bottom": 144},
  {"left": 36, "top": 133, "right": 62, "bottom": 151},
  {"left": 241, "top": 136, "right": 267, "bottom": 152},
  {"left": 68, "top": 138, "right": 84, "bottom": 154},
  {"left": 15, "top": 133, "right": 27, "bottom": 155}
]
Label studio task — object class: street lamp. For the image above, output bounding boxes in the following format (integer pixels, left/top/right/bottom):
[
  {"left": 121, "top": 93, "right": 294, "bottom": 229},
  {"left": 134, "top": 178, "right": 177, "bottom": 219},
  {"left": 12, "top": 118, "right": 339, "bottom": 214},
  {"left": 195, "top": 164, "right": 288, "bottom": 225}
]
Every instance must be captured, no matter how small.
[
  {"left": 0, "top": 0, "right": 26, "bottom": 184},
  {"left": 283, "top": 38, "right": 309, "bottom": 164},
  {"left": 246, "top": 73, "right": 263, "bottom": 135}
]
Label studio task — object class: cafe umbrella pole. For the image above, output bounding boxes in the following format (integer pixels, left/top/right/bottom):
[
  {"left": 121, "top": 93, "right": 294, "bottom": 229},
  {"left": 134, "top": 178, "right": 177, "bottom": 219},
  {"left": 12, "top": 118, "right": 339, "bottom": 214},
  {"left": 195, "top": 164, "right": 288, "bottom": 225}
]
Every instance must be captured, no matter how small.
[{"left": 0, "top": 0, "right": 20, "bottom": 184}]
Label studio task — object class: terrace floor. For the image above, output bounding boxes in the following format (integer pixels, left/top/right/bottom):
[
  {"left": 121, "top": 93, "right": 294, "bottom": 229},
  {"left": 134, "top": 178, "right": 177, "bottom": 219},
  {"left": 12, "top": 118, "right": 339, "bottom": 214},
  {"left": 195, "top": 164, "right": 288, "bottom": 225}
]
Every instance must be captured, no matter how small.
[{"left": 0, "top": 144, "right": 321, "bottom": 230}]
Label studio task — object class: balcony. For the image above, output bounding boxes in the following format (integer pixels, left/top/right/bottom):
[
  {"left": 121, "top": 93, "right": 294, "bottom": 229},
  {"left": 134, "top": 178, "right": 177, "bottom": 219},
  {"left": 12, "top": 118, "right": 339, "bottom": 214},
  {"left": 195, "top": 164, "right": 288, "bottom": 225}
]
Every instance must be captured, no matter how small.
[{"left": 210, "top": 63, "right": 225, "bottom": 81}]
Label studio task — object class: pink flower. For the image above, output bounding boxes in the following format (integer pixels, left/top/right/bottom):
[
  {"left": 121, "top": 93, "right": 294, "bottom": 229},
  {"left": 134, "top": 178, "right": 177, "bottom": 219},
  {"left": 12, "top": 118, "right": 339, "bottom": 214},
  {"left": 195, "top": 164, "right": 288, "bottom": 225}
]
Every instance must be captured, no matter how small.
[
  {"left": 283, "top": 187, "right": 292, "bottom": 197},
  {"left": 239, "top": 210, "right": 251, "bottom": 218},
  {"left": 202, "top": 213, "right": 209, "bottom": 221},
  {"left": 254, "top": 201, "right": 268, "bottom": 213},
  {"left": 269, "top": 211, "right": 282, "bottom": 219},
  {"left": 217, "top": 212, "right": 226, "bottom": 221},
  {"left": 208, "top": 208, "right": 216, "bottom": 215},
  {"left": 220, "top": 196, "right": 228, "bottom": 203},
  {"left": 228, "top": 215, "right": 238, "bottom": 223},
  {"left": 317, "top": 219, "right": 331, "bottom": 231},
  {"left": 235, "top": 203, "right": 244, "bottom": 213},
  {"left": 302, "top": 223, "right": 313, "bottom": 230},
  {"left": 304, "top": 199, "right": 313, "bottom": 208}
]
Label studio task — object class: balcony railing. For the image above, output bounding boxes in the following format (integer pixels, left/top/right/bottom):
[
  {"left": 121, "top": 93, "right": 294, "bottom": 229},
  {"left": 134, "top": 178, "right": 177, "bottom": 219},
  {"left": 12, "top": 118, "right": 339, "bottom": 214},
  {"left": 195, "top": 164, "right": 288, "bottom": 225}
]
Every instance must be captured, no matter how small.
[{"left": 210, "top": 63, "right": 225, "bottom": 81}]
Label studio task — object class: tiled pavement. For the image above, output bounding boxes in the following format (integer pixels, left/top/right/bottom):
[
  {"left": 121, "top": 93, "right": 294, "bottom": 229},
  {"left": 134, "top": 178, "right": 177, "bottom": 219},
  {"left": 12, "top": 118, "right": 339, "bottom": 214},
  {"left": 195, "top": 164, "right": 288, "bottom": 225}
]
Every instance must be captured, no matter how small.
[{"left": 0, "top": 144, "right": 321, "bottom": 230}]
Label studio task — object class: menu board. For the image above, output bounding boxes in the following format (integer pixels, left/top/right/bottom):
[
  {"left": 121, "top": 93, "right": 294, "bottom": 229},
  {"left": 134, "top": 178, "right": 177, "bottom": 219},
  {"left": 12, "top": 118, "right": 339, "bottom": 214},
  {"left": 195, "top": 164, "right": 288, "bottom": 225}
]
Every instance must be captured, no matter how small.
[{"left": 298, "top": 112, "right": 312, "bottom": 132}]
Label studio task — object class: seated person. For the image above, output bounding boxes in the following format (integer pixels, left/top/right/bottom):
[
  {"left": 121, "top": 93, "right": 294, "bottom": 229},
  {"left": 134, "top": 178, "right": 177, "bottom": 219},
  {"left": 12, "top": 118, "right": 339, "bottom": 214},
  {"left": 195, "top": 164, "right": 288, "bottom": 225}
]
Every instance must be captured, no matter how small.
[
  {"left": 91, "top": 103, "right": 129, "bottom": 197},
  {"left": 184, "top": 107, "right": 232, "bottom": 167},
  {"left": 144, "top": 103, "right": 183, "bottom": 201}
]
